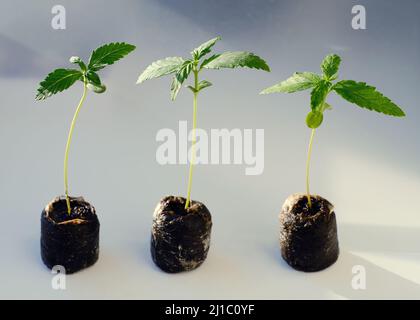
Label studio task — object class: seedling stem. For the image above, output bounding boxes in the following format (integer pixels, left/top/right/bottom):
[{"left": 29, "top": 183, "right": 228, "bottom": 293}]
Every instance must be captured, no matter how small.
[
  {"left": 185, "top": 66, "right": 199, "bottom": 209},
  {"left": 64, "top": 76, "right": 88, "bottom": 214},
  {"left": 306, "top": 128, "right": 315, "bottom": 207}
]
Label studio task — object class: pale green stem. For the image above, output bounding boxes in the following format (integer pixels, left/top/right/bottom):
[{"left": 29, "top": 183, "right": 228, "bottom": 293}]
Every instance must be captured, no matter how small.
[
  {"left": 64, "top": 78, "right": 88, "bottom": 214},
  {"left": 306, "top": 128, "right": 316, "bottom": 208},
  {"left": 306, "top": 129, "right": 315, "bottom": 208},
  {"left": 305, "top": 89, "right": 331, "bottom": 207},
  {"left": 185, "top": 68, "right": 199, "bottom": 209}
]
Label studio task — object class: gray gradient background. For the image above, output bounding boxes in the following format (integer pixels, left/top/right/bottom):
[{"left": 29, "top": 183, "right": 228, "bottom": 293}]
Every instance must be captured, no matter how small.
[{"left": 0, "top": 0, "right": 419, "bottom": 299}]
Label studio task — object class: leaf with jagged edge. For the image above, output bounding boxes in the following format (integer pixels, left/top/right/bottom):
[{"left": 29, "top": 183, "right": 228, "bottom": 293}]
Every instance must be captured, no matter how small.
[
  {"left": 200, "top": 54, "right": 221, "bottom": 70},
  {"left": 88, "top": 42, "right": 136, "bottom": 72},
  {"left": 170, "top": 61, "right": 193, "bottom": 100},
  {"left": 137, "top": 57, "right": 185, "bottom": 84},
  {"left": 36, "top": 69, "right": 83, "bottom": 100},
  {"left": 177, "top": 60, "right": 193, "bottom": 83},
  {"left": 204, "top": 51, "right": 270, "bottom": 72},
  {"left": 260, "top": 72, "right": 321, "bottom": 94},
  {"left": 191, "top": 36, "right": 221, "bottom": 60},
  {"left": 321, "top": 54, "right": 341, "bottom": 80},
  {"left": 310, "top": 80, "right": 331, "bottom": 110},
  {"left": 333, "top": 80, "right": 405, "bottom": 117}
]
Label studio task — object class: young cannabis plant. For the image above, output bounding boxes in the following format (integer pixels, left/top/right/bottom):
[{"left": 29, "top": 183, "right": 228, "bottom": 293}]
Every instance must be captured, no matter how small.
[
  {"left": 36, "top": 42, "right": 136, "bottom": 214},
  {"left": 137, "top": 36, "right": 270, "bottom": 209},
  {"left": 261, "top": 54, "right": 405, "bottom": 207}
]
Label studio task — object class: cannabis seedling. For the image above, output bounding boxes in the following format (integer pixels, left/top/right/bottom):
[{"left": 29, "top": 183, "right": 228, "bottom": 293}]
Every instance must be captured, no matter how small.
[
  {"left": 261, "top": 54, "right": 405, "bottom": 207},
  {"left": 36, "top": 42, "right": 136, "bottom": 214},
  {"left": 137, "top": 36, "right": 270, "bottom": 209}
]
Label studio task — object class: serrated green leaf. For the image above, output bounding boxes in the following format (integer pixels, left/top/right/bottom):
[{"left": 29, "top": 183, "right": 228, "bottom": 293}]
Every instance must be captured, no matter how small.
[
  {"left": 177, "top": 60, "right": 193, "bottom": 83},
  {"left": 321, "top": 54, "right": 341, "bottom": 80},
  {"left": 197, "top": 80, "right": 212, "bottom": 92},
  {"left": 306, "top": 110, "right": 324, "bottom": 128},
  {"left": 203, "top": 51, "right": 270, "bottom": 72},
  {"left": 199, "top": 54, "right": 221, "bottom": 70},
  {"left": 260, "top": 72, "right": 321, "bottom": 94},
  {"left": 35, "top": 69, "right": 82, "bottom": 100},
  {"left": 310, "top": 80, "right": 330, "bottom": 110},
  {"left": 88, "top": 42, "right": 136, "bottom": 72},
  {"left": 333, "top": 80, "right": 405, "bottom": 117},
  {"left": 137, "top": 57, "right": 184, "bottom": 84},
  {"left": 192, "top": 36, "right": 221, "bottom": 60},
  {"left": 170, "top": 61, "right": 193, "bottom": 100}
]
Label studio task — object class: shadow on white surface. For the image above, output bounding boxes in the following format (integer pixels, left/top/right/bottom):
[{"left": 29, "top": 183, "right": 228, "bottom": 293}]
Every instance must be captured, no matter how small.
[
  {"left": 308, "top": 250, "right": 420, "bottom": 299},
  {"left": 299, "top": 224, "right": 420, "bottom": 299},
  {"left": 340, "top": 224, "right": 420, "bottom": 253}
]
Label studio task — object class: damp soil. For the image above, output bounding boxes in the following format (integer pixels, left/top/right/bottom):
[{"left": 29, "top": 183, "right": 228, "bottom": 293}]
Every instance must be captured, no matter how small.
[
  {"left": 151, "top": 195, "right": 212, "bottom": 273},
  {"left": 40, "top": 196, "right": 100, "bottom": 274},
  {"left": 279, "top": 194, "right": 339, "bottom": 272}
]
